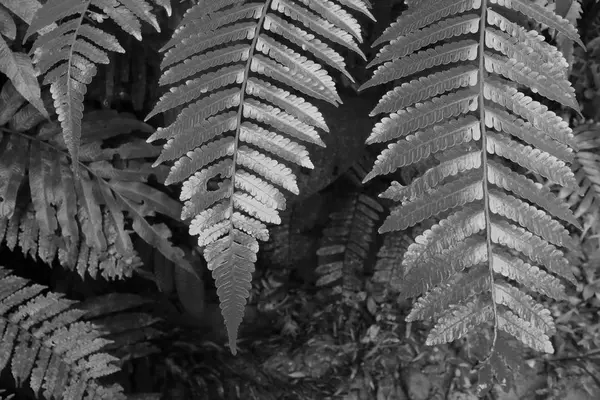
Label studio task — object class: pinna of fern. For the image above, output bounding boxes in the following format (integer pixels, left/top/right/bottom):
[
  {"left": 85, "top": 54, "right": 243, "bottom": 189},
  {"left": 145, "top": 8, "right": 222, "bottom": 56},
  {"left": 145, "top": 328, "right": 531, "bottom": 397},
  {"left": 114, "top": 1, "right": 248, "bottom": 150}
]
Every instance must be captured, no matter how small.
[
  {"left": 148, "top": 0, "right": 372, "bottom": 354},
  {"left": 22, "top": 0, "right": 169, "bottom": 171},
  {"left": 361, "top": 0, "right": 584, "bottom": 388},
  {"left": 0, "top": 81, "right": 191, "bottom": 280}
]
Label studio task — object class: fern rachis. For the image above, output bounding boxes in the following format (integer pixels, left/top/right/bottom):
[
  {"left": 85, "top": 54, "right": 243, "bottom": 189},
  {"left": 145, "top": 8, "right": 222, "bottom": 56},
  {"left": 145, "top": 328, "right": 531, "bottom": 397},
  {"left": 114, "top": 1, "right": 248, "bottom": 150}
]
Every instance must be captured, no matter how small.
[
  {"left": 363, "top": 0, "right": 583, "bottom": 389},
  {"left": 148, "top": 0, "right": 370, "bottom": 354}
]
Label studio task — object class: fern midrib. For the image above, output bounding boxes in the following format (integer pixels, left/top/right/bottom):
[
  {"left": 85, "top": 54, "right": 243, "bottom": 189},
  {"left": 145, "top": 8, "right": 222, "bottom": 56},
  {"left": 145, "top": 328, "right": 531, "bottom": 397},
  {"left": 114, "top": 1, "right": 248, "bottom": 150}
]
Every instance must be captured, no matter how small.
[
  {"left": 64, "top": 0, "right": 92, "bottom": 173},
  {"left": 478, "top": 0, "right": 498, "bottom": 355},
  {"left": 229, "top": 0, "right": 273, "bottom": 232}
]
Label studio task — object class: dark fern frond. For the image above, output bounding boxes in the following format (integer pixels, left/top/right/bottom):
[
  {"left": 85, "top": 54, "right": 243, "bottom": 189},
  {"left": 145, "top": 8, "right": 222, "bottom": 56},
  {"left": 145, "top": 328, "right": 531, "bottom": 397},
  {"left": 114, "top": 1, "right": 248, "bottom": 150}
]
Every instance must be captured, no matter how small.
[
  {"left": 23, "top": 0, "right": 161, "bottom": 171},
  {"left": 148, "top": 0, "right": 365, "bottom": 354},
  {"left": 558, "top": 122, "right": 600, "bottom": 234},
  {"left": 363, "top": 0, "right": 583, "bottom": 388},
  {"left": 371, "top": 229, "right": 416, "bottom": 297},
  {"left": 316, "top": 193, "right": 382, "bottom": 302},
  {"left": 77, "top": 293, "right": 163, "bottom": 363},
  {"left": 0, "top": 100, "right": 191, "bottom": 280},
  {"left": 0, "top": 266, "right": 126, "bottom": 399}
]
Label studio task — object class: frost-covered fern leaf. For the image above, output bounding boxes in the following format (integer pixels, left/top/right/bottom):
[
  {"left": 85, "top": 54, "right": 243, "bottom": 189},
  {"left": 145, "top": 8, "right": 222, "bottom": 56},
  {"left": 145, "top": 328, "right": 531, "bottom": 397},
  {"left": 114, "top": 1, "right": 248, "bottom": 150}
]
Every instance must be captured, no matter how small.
[
  {"left": 23, "top": 0, "right": 161, "bottom": 170},
  {"left": 558, "top": 122, "right": 600, "bottom": 234},
  {"left": 0, "top": 100, "right": 191, "bottom": 279},
  {"left": 148, "top": 0, "right": 369, "bottom": 355},
  {"left": 362, "top": 0, "right": 583, "bottom": 386},
  {"left": 316, "top": 193, "right": 382, "bottom": 301},
  {"left": 0, "top": 266, "right": 126, "bottom": 400}
]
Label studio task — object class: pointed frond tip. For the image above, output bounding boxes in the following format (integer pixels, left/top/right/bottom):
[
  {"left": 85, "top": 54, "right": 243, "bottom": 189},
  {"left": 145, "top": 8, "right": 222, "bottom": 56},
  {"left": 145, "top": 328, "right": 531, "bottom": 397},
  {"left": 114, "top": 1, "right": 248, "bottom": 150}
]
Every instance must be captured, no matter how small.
[
  {"left": 24, "top": 0, "right": 160, "bottom": 167},
  {"left": 148, "top": 0, "right": 365, "bottom": 354}
]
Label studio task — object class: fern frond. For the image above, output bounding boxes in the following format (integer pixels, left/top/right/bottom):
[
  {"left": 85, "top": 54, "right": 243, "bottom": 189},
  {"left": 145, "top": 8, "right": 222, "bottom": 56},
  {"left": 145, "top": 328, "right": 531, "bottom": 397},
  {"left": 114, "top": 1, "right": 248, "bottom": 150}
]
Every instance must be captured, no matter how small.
[
  {"left": 0, "top": 266, "right": 126, "bottom": 399},
  {"left": 24, "top": 0, "right": 160, "bottom": 170},
  {"left": 149, "top": 0, "right": 364, "bottom": 355},
  {"left": 372, "top": 231, "right": 413, "bottom": 293},
  {"left": 0, "top": 134, "right": 28, "bottom": 218},
  {"left": 558, "top": 123, "right": 600, "bottom": 232},
  {"left": 77, "top": 292, "right": 163, "bottom": 362},
  {"left": 364, "top": 0, "right": 582, "bottom": 387},
  {"left": 0, "top": 106, "right": 190, "bottom": 280},
  {"left": 316, "top": 193, "right": 382, "bottom": 301}
]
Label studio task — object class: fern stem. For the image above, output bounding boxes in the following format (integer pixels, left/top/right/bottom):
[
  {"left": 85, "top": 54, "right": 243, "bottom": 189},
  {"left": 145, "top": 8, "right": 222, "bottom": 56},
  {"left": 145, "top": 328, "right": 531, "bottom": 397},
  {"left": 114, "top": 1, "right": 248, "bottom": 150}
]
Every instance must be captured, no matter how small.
[
  {"left": 477, "top": 0, "right": 498, "bottom": 360},
  {"left": 229, "top": 0, "right": 274, "bottom": 223},
  {"left": 64, "top": 0, "right": 92, "bottom": 177}
]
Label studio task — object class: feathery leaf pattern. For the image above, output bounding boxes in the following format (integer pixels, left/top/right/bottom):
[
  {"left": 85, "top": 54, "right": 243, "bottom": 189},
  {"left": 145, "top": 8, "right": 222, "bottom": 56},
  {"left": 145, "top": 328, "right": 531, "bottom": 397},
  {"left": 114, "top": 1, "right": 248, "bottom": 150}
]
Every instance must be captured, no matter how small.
[
  {"left": 363, "top": 0, "right": 582, "bottom": 388},
  {"left": 24, "top": 0, "right": 161, "bottom": 172},
  {"left": 316, "top": 193, "right": 382, "bottom": 301},
  {"left": 0, "top": 99, "right": 191, "bottom": 281},
  {"left": 0, "top": 266, "right": 126, "bottom": 399},
  {"left": 148, "top": 0, "right": 367, "bottom": 354}
]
